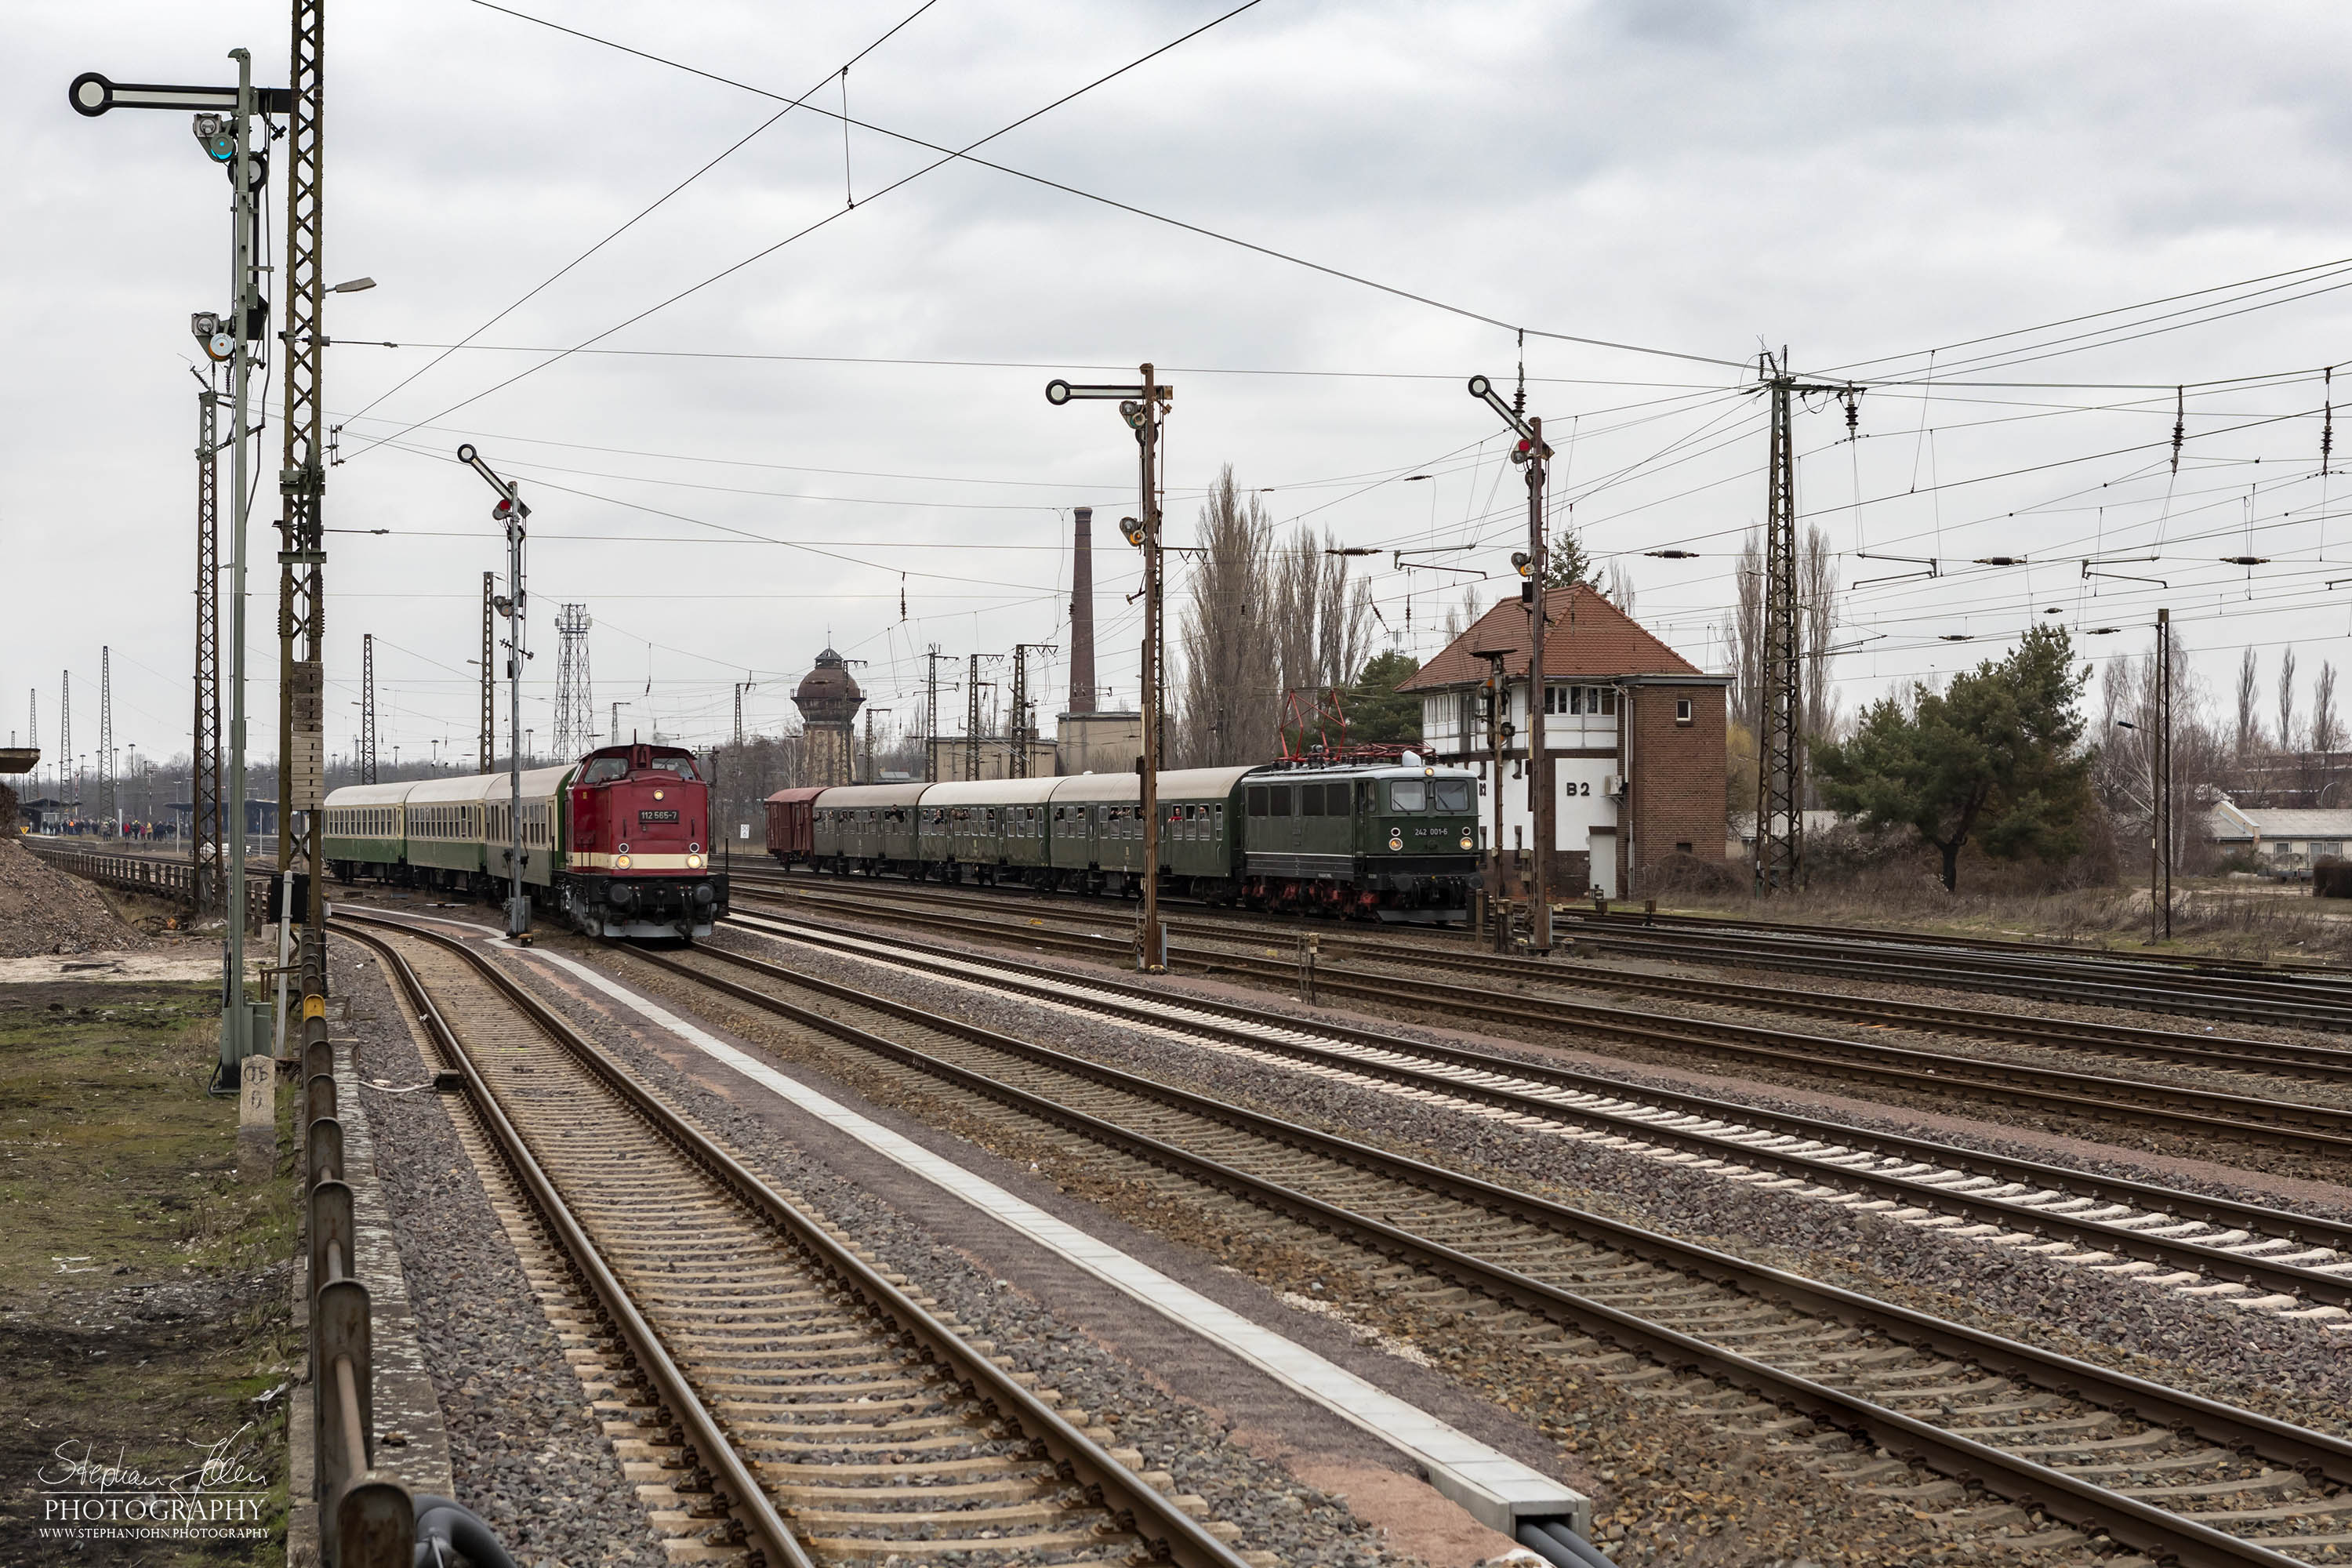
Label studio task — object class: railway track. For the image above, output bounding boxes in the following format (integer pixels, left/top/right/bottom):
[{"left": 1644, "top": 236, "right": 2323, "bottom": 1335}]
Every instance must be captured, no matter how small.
[
  {"left": 728, "top": 887, "right": 2352, "bottom": 1159},
  {"left": 734, "top": 874, "right": 2352, "bottom": 1084},
  {"left": 732, "top": 863, "right": 2352, "bottom": 1028},
  {"left": 599, "top": 924, "right": 2352, "bottom": 1566},
  {"left": 332, "top": 910, "right": 1252, "bottom": 1568},
  {"left": 1560, "top": 924, "right": 2352, "bottom": 1033},
  {"left": 717, "top": 909, "right": 2352, "bottom": 1318}
]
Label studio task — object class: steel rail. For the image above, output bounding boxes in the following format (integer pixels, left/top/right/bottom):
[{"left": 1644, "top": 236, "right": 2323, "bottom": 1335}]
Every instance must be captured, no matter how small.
[
  {"left": 334, "top": 909, "right": 1251, "bottom": 1568},
  {"left": 1568, "top": 928, "right": 2352, "bottom": 1029},
  {"left": 731, "top": 892, "right": 2352, "bottom": 1155},
  {"left": 619, "top": 938, "right": 2339, "bottom": 1568},
  {"left": 334, "top": 919, "right": 810, "bottom": 1568},
  {"left": 742, "top": 877, "right": 2352, "bottom": 1080},
  {"left": 717, "top": 912, "right": 2352, "bottom": 1308}
]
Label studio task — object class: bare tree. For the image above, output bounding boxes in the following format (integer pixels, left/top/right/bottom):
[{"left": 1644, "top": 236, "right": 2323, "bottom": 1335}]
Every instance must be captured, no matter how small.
[
  {"left": 2233, "top": 648, "right": 2260, "bottom": 760},
  {"left": 1727, "top": 528, "right": 1763, "bottom": 740},
  {"left": 1602, "top": 561, "right": 1637, "bottom": 616},
  {"left": 2314, "top": 660, "right": 2341, "bottom": 805},
  {"left": 1174, "top": 466, "right": 1276, "bottom": 765},
  {"left": 1800, "top": 523, "right": 1840, "bottom": 753},
  {"left": 2278, "top": 645, "right": 2300, "bottom": 753},
  {"left": 1443, "top": 586, "right": 1485, "bottom": 642}
]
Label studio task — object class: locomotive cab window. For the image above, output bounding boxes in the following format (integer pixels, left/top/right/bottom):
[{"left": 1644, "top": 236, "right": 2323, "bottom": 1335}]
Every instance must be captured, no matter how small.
[
  {"left": 1247, "top": 787, "right": 1268, "bottom": 817},
  {"left": 1301, "top": 784, "right": 1326, "bottom": 816},
  {"left": 582, "top": 757, "right": 626, "bottom": 783},
  {"left": 1388, "top": 779, "right": 1428, "bottom": 812},
  {"left": 1431, "top": 779, "right": 1472, "bottom": 812},
  {"left": 1269, "top": 789, "right": 1290, "bottom": 818}
]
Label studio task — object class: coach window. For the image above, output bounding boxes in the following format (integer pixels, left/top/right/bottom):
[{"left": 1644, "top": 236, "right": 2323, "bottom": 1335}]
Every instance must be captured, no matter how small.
[
  {"left": 1675, "top": 698, "right": 1693, "bottom": 724},
  {"left": 1247, "top": 786, "right": 1267, "bottom": 817}
]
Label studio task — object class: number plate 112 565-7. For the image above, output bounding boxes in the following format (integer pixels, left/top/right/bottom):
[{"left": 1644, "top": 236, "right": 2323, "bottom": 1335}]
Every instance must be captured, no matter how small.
[{"left": 638, "top": 809, "right": 679, "bottom": 823}]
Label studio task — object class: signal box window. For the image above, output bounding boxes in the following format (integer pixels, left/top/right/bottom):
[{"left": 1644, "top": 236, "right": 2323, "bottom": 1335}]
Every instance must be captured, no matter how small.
[{"left": 1675, "top": 698, "right": 1694, "bottom": 724}]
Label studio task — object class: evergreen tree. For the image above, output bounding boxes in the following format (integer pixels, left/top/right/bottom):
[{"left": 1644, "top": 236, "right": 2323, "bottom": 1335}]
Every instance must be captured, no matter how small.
[
  {"left": 1544, "top": 522, "right": 1596, "bottom": 588},
  {"left": 1814, "top": 625, "right": 2093, "bottom": 892},
  {"left": 1344, "top": 651, "right": 1422, "bottom": 744}
]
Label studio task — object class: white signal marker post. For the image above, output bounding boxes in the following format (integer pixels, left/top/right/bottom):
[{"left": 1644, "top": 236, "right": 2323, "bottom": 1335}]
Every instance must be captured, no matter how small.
[
  {"left": 458, "top": 445, "right": 532, "bottom": 937},
  {"left": 1047, "top": 369, "right": 1174, "bottom": 971}
]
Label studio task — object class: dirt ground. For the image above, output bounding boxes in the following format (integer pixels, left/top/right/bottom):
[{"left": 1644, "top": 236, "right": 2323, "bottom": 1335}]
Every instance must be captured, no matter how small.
[{"left": 0, "top": 981, "right": 293, "bottom": 1566}]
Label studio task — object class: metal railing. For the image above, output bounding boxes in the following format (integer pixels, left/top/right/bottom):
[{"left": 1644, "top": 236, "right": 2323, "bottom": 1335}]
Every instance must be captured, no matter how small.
[
  {"left": 302, "top": 995, "right": 414, "bottom": 1566},
  {"left": 23, "top": 842, "right": 269, "bottom": 930}
]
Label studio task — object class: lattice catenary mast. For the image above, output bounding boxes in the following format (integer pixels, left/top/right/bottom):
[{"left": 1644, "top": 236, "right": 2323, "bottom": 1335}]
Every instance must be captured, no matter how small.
[
  {"left": 98, "top": 647, "right": 114, "bottom": 830},
  {"left": 1755, "top": 350, "right": 1851, "bottom": 896},
  {"left": 358, "top": 632, "right": 378, "bottom": 784},
  {"left": 554, "top": 603, "right": 593, "bottom": 761},
  {"left": 193, "top": 379, "right": 223, "bottom": 909}
]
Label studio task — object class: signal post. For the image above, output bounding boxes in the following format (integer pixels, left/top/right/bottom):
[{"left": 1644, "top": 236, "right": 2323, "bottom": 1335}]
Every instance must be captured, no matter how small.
[{"left": 1047, "top": 366, "right": 1174, "bottom": 971}]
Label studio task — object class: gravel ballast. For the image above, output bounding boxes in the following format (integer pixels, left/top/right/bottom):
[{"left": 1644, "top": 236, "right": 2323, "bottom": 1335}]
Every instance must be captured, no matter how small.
[{"left": 332, "top": 938, "right": 670, "bottom": 1568}]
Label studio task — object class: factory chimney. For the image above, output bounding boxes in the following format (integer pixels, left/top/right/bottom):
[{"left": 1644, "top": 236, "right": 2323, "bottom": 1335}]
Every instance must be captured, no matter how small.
[{"left": 1067, "top": 506, "right": 1096, "bottom": 714}]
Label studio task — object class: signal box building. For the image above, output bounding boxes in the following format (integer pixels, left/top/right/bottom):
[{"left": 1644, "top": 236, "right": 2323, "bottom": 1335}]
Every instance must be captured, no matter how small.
[{"left": 1398, "top": 585, "right": 1729, "bottom": 898}]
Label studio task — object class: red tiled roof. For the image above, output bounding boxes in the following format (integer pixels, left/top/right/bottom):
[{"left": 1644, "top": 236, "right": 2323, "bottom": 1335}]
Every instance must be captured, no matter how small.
[{"left": 1397, "top": 584, "right": 1704, "bottom": 692}]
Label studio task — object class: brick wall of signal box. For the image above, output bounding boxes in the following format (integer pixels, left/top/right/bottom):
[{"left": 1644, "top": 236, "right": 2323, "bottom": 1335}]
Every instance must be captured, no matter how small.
[{"left": 1624, "top": 681, "right": 1729, "bottom": 887}]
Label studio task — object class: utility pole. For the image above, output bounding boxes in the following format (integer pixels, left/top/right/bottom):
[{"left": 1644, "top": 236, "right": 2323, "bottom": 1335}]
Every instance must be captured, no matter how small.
[
  {"left": 862, "top": 707, "right": 891, "bottom": 782},
  {"left": 1008, "top": 643, "right": 1057, "bottom": 779},
  {"left": 193, "top": 379, "right": 223, "bottom": 909},
  {"left": 924, "top": 646, "right": 953, "bottom": 781},
  {"left": 965, "top": 653, "right": 1002, "bottom": 782},
  {"left": 734, "top": 677, "right": 753, "bottom": 747},
  {"left": 277, "top": 0, "right": 332, "bottom": 994},
  {"left": 59, "top": 674, "right": 69, "bottom": 812},
  {"left": 1045, "top": 365, "right": 1173, "bottom": 969},
  {"left": 554, "top": 604, "right": 592, "bottom": 762},
  {"left": 458, "top": 446, "right": 531, "bottom": 938},
  {"left": 1468, "top": 374, "right": 1554, "bottom": 952},
  {"left": 98, "top": 648, "right": 114, "bottom": 834},
  {"left": 1753, "top": 352, "right": 1852, "bottom": 896},
  {"left": 358, "top": 633, "right": 377, "bottom": 784},
  {"left": 479, "top": 572, "right": 495, "bottom": 772},
  {"left": 2157, "top": 608, "right": 2173, "bottom": 941}
]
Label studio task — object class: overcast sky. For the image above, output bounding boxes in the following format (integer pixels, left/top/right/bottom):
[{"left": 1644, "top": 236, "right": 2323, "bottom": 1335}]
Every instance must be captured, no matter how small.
[{"left": 13, "top": 0, "right": 2352, "bottom": 779}]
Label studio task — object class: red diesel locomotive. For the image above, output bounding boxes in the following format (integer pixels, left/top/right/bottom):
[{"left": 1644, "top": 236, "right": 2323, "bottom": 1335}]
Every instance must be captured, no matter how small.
[{"left": 321, "top": 742, "right": 730, "bottom": 939}]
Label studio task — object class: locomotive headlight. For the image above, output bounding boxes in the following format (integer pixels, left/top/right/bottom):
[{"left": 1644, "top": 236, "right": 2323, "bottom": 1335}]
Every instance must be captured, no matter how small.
[
  {"left": 615, "top": 854, "right": 632, "bottom": 869},
  {"left": 687, "top": 854, "right": 705, "bottom": 869}
]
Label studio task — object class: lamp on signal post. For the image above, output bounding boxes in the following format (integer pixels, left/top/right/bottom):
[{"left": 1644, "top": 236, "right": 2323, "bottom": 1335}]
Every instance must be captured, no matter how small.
[
  {"left": 456, "top": 444, "right": 532, "bottom": 938},
  {"left": 1467, "top": 375, "right": 1555, "bottom": 953},
  {"left": 1047, "top": 368, "right": 1174, "bottom": 971}
]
